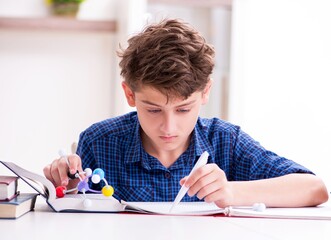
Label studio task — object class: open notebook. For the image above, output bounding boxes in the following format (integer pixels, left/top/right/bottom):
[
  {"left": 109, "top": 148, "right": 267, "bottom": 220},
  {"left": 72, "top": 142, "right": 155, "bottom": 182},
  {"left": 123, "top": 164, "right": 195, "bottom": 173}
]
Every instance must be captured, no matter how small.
[
  {"left": 1, "top": 160, "right": 331, "bottom": 219},
  {"left": 0, "top": 160, "right": 224, "bottom": 215}
]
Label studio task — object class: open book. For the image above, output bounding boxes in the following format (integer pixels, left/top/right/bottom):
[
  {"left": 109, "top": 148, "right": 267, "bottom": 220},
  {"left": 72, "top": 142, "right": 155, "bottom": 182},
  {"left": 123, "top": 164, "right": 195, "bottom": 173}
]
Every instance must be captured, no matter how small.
[
  {"left": 1, "top": 160, "right": 331, "bottom": 219},
  {"left": 0, "top": 160, "right": 228, "bottom": 215}
]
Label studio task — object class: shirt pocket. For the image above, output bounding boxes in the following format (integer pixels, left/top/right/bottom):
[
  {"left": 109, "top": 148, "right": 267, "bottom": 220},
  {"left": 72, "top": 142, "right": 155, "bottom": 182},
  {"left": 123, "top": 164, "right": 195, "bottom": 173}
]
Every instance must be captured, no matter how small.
[{"left": 113, "top": 185, "right": 153, "bottom": 202}]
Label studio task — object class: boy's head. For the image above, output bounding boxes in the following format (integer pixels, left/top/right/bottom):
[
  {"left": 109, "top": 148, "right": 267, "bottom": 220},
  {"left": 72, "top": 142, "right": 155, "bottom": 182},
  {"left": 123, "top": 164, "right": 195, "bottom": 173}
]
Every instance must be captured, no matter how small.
[{"left": 118, "top": 19, "right": 215, "bottom": 101}]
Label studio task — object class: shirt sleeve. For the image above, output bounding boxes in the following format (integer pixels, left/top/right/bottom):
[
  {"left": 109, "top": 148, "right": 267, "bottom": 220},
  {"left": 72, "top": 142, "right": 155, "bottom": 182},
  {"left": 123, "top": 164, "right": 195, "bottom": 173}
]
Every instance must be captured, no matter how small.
[
  {"left": 232, "top": 128, "right": 314, "bottom": 181},
  {"left": 76, "top": 130, "right": 97, "bottom": 172}
]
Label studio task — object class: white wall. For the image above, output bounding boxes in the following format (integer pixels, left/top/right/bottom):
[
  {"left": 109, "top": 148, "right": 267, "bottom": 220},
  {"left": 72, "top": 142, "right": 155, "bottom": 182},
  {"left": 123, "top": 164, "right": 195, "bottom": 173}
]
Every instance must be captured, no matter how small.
[
  {"left": 0, "top": 30, "right": 116, "bottom": 174},
  {"left": 0, "top": 0, "right": 120, "bottom": 175},
  {"left": 229, "top": 0, "right": 331, "bottom": 187}
]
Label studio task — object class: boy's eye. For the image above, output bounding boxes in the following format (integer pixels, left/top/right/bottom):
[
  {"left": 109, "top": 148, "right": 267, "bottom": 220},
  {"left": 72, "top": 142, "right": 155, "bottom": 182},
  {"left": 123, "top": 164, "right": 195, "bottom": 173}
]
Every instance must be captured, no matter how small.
[
  {"left": 147, "top": 109, "right": 161, "bottom": 113},
  {"left": 177, "top": 108, "right": 190, "bottom": 113}
]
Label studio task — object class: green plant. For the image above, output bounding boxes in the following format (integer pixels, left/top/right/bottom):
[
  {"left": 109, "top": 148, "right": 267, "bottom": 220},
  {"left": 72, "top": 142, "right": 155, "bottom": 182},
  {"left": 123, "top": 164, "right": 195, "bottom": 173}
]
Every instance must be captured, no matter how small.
[{"left": 45, "top": 0, "right": 85, "bottom": 17}]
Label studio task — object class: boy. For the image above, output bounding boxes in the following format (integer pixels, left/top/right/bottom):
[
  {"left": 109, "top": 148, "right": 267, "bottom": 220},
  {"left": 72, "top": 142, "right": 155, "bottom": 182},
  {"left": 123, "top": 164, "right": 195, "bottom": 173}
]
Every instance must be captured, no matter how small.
[{"left": 44, "top": 19, "right": 328, "bottom": 208}]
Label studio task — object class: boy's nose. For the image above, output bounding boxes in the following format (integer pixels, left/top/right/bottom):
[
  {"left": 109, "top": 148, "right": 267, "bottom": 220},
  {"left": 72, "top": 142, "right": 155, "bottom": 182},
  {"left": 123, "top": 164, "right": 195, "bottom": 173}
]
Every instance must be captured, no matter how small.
[{"left": 161, "top": 113, "right": 176, "bottom": 134}]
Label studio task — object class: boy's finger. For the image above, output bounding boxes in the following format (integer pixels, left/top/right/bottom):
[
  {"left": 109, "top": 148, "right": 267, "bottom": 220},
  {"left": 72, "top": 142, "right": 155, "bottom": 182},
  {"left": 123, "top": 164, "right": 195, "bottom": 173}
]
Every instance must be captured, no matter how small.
[
  {"left": 67, "top": 154, "right": 83, "bottom": 174},
  {"left": 58, "top": 157, "right": 70, "bottom": 185}
]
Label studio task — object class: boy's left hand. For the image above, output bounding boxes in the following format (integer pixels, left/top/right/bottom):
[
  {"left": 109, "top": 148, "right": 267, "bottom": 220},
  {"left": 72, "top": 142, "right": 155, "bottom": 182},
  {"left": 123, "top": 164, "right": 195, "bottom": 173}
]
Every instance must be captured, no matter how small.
[{"left": 180, "top": 163, "right": 234, "bottom": 208}]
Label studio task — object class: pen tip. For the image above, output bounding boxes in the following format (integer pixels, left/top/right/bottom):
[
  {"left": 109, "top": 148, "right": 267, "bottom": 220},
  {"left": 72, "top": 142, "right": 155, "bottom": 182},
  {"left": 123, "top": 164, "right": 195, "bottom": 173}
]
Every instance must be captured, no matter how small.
[{"left": 58, "top": 149, "right": 66, "bottom": 157}]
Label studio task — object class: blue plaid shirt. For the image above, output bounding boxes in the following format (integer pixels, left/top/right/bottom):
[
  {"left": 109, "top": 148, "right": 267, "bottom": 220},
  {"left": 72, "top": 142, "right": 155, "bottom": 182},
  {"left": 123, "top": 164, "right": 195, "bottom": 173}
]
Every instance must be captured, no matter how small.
[{"left": 77, "top": 111, "right": 312, "bottom": 202}]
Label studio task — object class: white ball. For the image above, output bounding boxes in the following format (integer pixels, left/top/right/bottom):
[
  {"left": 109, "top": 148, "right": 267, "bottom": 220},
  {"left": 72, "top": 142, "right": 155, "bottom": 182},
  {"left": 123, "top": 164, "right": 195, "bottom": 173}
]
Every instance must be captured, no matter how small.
[
  {"left": 83, "top": 199, "right": 92, "bottom": 208},
  {"left": 253, "top": 203, "right": 266, "bottom": 212},
  {"left": 84, "top": 168, "right": 93, "bottom": 177},
  {"left": 91, "top": 174, "right": 101, "bottom": 184}
]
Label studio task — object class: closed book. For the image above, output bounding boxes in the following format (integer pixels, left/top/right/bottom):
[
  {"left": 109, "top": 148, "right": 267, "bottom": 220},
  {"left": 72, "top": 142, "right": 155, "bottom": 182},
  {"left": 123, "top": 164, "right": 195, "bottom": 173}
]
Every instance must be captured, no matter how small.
[
  {"left": 0, "top": 175, "right": 18, "bottom": 201},
  {"left": 0, "top": 193, "right": 38, "bottom": 219}
]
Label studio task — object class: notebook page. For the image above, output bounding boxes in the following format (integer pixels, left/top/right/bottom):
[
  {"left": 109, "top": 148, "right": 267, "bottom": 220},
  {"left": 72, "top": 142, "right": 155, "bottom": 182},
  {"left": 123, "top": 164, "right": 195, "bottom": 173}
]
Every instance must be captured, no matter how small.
[{"left": 123, "top": 201, "right": 226, "bottom": 215}]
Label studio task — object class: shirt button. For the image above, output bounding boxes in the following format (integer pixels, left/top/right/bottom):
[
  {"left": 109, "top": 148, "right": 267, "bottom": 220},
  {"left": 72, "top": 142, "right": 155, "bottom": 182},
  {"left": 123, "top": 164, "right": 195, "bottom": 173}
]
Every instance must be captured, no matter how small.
[{"left": 164, "top": 172, "right": 171, "bottom": 179}]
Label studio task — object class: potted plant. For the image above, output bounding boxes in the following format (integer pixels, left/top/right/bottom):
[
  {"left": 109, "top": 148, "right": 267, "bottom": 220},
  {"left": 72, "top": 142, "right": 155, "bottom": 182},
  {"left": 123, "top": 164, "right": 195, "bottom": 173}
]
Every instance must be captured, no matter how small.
[{"left": 46, "top": 0, "right": 85, "bottom": 17}]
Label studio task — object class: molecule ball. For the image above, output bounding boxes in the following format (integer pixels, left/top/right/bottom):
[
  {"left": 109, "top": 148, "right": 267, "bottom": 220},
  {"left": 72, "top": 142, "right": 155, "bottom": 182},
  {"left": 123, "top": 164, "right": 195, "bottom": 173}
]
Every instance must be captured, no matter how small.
[
  {"left": 56, "top": 186, "right": 67, "bottom": 198},
  {"left": 102, "top": 185, "right": 114, "bottom": 197},
  {"left": 83, "top": 198, "right": 92, "bottom": 208},
  {"left": 77, "top": 180, "right": 90, "bottom": 192},
  {"left": 84, "top": 168, "right": 92, "bottom": 177},
  {"left": 91, "top": 174, "right": 101, "bottom": 184},
  {"left": 253, "top": 203, "right": 266, "bottom": 212},
  {"left": 92, "top": 168, "right": 105, "bottom": 179}
]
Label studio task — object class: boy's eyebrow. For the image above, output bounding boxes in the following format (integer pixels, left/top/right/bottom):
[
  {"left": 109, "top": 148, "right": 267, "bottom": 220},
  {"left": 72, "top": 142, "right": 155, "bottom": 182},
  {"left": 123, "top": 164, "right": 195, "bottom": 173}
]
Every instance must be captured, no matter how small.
[{"left": 141, "top": 99, "right": 197, "bottom": 108}]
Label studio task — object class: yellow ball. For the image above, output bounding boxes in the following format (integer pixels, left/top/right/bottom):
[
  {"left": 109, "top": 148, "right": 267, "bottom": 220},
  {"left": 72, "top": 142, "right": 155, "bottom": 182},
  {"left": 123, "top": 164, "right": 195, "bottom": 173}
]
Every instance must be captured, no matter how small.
[{"left": 102, "top": 185, "right": 114, "bottom": 197}]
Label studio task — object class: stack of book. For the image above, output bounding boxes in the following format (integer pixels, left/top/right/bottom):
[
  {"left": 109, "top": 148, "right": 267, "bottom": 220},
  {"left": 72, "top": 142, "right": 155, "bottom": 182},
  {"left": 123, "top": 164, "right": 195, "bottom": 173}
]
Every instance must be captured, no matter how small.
[{"left": 0, "top": 175, "right": 38, "bottom": 219}]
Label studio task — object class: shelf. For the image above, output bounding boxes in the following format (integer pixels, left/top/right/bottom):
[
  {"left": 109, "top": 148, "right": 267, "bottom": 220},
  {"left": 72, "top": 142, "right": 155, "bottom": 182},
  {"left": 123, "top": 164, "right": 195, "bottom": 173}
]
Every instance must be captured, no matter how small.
[{"left": 0, "top": 17, "right": 117, "bottom": 33}]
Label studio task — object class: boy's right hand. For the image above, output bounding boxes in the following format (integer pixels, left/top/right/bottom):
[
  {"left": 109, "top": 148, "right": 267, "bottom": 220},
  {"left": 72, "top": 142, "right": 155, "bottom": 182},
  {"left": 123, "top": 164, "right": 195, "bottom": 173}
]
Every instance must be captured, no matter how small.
[{"left": 43, "top": 154, "right": 83, "bottom": 192}]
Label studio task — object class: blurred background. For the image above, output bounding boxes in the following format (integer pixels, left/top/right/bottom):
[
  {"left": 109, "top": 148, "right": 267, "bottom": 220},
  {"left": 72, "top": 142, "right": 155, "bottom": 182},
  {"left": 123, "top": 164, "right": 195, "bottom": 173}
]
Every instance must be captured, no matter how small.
[{"left": 0, "top": 0, "right": 330, "bottom": 189}]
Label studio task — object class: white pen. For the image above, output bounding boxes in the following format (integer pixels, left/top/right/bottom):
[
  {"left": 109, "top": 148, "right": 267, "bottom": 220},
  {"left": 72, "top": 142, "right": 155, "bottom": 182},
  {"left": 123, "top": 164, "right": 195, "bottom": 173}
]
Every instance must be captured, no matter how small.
[
  {"left": 58, "top": 149, "right": 70, "bottom": 166},
  {"left": 58, "top": 149, "right": 78, "bottom": 179},
  {"left": 169, "top": 151, "right": 209, "bottom": 213}
]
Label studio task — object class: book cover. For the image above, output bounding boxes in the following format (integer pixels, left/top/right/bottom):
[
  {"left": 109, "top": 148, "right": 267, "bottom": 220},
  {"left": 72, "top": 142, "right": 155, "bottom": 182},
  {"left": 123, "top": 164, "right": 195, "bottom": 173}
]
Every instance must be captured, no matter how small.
[
  {"left": 0, "top": 175, "right": 18, "bottom": 201},
  {"left": 0, "top": 193, "right": 38, "bottom": 219}
]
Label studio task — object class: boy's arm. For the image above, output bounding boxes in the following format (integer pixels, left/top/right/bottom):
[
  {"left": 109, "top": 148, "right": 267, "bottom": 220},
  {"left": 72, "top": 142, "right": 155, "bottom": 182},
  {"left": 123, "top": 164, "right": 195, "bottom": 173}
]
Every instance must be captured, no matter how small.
[
  {"left": 182, "top": 164, "right": 329, "bottom": 208},
  {"left": 228, "top": 173, "right": 328, "bottom": 207}
]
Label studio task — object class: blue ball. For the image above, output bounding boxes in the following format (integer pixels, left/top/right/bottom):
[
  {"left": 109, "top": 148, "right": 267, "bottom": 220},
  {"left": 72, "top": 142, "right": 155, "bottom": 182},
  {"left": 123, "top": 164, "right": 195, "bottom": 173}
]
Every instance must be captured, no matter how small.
[{"left": 92, "top": 168, "right": 105, "bottom": 179}]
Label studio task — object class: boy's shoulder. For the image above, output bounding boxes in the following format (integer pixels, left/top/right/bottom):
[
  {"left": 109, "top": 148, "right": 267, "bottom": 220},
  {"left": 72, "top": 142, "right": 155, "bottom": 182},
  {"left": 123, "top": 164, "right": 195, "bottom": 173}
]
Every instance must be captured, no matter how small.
[
  {"left": 194, "top": 118, "right": 242, "bottom": 151},
  {"left": 81, "top": 112, "right": 138, "bottom": 141},
  {"left": 197, "top": 117, "right": 240, "bottom": 136}
]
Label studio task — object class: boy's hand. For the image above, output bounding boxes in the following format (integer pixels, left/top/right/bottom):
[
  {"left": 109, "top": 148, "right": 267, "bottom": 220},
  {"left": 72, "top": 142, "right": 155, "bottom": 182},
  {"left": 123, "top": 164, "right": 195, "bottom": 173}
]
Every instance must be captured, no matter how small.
[
  {"left": 43, "top": 154, "right": 83, "bottom": 191},
  {"left": 180, "top": 163, "right": 234, "bottom": 208}
]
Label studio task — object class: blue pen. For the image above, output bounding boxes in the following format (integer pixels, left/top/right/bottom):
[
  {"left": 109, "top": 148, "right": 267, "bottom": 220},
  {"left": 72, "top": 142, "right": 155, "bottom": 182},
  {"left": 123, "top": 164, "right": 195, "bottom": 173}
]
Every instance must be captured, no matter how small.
[{"left": 169, "top": 151, "right": 209, "bottom": 212}]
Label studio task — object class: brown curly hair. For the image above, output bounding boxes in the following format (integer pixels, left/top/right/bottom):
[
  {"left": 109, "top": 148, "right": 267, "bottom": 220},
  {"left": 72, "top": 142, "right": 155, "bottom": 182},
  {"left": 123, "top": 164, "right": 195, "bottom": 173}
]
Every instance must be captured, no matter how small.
[{"left": 118, "top": 19, "right": 215, "bottom": 101}]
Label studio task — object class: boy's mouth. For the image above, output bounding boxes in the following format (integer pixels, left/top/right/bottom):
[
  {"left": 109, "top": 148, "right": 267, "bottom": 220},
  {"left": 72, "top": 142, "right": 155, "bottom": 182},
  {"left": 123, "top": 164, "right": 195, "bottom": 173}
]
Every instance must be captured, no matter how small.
[{"left": 160, "top": 136, "right": 177, "bottom": 142}]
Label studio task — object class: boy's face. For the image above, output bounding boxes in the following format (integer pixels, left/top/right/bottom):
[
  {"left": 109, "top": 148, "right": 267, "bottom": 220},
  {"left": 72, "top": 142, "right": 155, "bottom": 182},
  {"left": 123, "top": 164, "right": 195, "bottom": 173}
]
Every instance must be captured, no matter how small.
[{"left": 122, "top": 82, "right": 211, "bottom": 156}]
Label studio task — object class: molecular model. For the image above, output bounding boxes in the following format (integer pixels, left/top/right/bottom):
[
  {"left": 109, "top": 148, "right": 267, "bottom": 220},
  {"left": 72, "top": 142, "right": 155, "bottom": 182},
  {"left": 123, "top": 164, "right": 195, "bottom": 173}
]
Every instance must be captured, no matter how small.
[{"left": 55, "top": 168, "right": 114, "bottom": 207}]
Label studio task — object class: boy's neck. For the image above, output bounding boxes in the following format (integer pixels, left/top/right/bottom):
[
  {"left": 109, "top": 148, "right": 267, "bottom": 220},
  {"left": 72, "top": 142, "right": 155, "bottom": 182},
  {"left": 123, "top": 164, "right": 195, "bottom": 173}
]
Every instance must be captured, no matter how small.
[{"left": 141, "top": 131, "right": 190, "bottom": 168}]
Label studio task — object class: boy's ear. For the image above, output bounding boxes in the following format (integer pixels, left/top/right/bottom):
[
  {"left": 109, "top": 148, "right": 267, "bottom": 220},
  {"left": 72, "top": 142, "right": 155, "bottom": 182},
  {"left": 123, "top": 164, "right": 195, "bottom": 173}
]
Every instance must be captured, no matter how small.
[
  {"left": 202, "top": 79, "right": 213, "bottom": 105},
  {"left": 122, "top": 82, "right": 136, "bottom": 107}
]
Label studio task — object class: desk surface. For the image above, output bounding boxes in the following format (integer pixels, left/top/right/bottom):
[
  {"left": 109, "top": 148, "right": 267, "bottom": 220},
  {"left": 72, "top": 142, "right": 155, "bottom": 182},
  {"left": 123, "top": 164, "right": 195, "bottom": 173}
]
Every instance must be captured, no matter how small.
[{"left": 1, "top": 200, "right": 331, "bottom": 240}]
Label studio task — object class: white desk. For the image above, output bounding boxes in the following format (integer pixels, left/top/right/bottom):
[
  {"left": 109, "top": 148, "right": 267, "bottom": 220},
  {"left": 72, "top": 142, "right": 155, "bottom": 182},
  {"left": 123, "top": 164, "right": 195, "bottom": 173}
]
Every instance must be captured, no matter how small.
[{"left": 1, "top": 201, "right": 331, "bottom": 240}]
